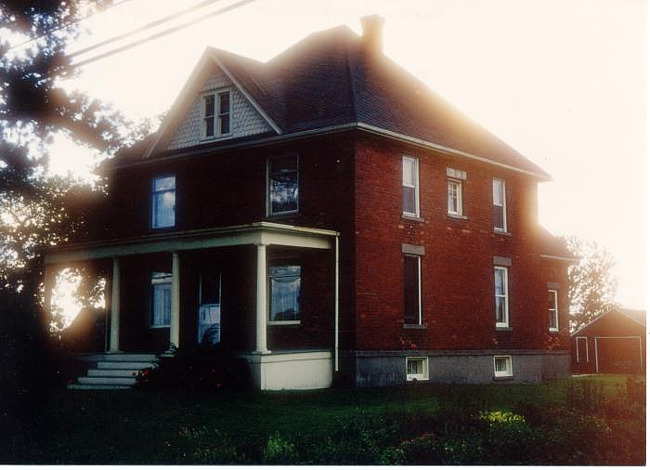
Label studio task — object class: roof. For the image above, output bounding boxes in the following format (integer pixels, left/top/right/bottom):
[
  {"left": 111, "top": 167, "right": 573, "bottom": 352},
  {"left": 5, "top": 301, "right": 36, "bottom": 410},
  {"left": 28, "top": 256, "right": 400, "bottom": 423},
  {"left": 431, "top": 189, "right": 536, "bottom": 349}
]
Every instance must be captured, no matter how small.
[
  {"left": 538, "top": 227, "right": 577, "bottom": 261},
  {"left": 571, "top": 307, "right": 647, "bottom": 336},
  {"left": 121, "top": 21, "right": 551, "bottom": 179}
]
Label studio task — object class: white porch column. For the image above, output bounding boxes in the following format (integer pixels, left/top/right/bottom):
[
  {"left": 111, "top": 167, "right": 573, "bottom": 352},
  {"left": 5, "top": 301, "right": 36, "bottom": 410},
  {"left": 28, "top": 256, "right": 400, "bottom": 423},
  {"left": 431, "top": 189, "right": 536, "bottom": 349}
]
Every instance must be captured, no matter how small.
[
  {"left": 169, "top": 251, "right": 181, "bottom": 350},
  {"left": 108, "top": 257, "right": 121, "bottom": 353},
  {"left": 255, "top": 243, "right": 269, "bottom": 353}
]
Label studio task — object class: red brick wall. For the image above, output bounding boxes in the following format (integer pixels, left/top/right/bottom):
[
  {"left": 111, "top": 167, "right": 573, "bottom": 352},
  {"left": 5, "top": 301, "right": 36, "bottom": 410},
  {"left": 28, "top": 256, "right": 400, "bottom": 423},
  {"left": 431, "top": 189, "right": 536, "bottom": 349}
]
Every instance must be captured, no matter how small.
[{"left": 353, "top": 133, "right": 569, "bottom": 352}]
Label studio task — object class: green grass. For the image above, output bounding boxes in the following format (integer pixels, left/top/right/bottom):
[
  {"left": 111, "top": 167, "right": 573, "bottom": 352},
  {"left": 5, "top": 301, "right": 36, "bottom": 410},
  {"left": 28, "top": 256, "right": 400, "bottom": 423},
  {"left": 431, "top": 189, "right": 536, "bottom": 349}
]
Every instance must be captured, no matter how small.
[{"left": 1, "top": 374, "right": 645, "bottom": 464}]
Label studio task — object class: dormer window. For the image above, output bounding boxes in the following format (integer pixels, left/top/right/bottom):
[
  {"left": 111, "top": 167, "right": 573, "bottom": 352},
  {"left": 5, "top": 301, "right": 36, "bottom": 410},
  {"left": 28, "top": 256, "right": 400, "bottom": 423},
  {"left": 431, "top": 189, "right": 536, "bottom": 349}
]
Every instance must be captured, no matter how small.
[{"left": 203, "top": 90, "right": 231, "bottom": 139}]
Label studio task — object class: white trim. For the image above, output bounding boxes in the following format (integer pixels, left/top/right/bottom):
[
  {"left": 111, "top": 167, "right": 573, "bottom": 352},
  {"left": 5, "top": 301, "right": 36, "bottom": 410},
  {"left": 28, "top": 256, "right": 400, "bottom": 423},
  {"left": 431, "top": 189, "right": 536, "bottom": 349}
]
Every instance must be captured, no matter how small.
[
  {"left": 334, "top": 235, "right": 340, "bottom": 372},
  {"left": 494, "top": 266, "right": 509, "bottom": 328},
  {"left": 210, "top": 52, "right": 283, "bottom": 135},
  {"left": 200, "top": 89, "right": 233, "bottom": 140},
  {"left": 594, "top": 336, "right": 644, "bottom": 373},
  {"left": 493, "top": 355, "right": 513, "bottom": 377},
  {"left": 44, "top": 222, "right": 339, "bottom": 265},
  {"left": 402, "top": 155, "right": 420, "bottom": 218},
  {"left": 575, "top": 336, "right": 589, "bottom": 363},
  {"left": 406, "top": 357, "right": 429, "bottom": 381},
  {"left": 492, "top": 178, "right": 507, "bottom": 232},
  {"left": 548, "top": 289, "right": 559, "bottom": 332},
  {"left": 540, "top": 254, "right": 580, "bottom": 263},
  {"left": 136, "top": 122, "right": 549, "bottom": 180}
]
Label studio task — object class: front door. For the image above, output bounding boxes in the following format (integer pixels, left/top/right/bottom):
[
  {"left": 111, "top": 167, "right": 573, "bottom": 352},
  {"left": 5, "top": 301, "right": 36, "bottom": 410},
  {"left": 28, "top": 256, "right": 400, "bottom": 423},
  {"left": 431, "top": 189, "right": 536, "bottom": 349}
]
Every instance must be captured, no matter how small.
[{"left": 198, "top": 267, "right": 221, "bottom": 346}]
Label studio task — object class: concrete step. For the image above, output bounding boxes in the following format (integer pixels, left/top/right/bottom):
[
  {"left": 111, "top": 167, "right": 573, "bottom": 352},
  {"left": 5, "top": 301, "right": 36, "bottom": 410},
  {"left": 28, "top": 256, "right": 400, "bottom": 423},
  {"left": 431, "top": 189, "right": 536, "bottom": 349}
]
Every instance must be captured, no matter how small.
[
  {"left": 88, "top": 369, "right": 140, "bottom": 378},
  {"left": 83, "top": 353, "right": 158, "bottom": 363},
  {"left": 78, "top": 376, "right": 137, "bottom": 386},
  {"left": 68, "top": 383, "right": 131, "bottom": 391},
  {"left": 96, "top": 361, "right": 156, "bottom": 370}
]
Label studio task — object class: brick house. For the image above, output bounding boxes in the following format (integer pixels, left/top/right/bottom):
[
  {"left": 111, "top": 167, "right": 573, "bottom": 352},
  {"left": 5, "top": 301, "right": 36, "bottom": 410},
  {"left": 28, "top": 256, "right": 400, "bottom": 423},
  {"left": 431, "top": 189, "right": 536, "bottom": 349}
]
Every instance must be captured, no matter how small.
[
  {"left": 571, "top": 308, "right": 646, "bottom": 374},
  {"left": 44, "top": 16, "right": 574, "bottom": 390}
]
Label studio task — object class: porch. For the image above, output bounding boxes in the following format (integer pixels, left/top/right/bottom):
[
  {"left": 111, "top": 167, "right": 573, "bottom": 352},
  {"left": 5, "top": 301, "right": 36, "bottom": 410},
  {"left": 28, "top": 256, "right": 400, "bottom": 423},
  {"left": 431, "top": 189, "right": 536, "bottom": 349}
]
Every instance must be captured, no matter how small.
[{"left": 44, "top": 222, "right": 340, "bottom": 390}]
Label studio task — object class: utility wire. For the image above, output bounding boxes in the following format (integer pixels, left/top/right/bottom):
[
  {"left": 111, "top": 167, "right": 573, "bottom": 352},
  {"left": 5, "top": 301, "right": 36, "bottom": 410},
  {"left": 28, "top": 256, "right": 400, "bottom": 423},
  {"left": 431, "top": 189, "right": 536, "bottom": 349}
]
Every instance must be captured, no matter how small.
[
  {"left": 70, "top": 0, "right": 258, "bottom": 69},
  {"left": 68, "top": 0, "right": 226, "bottom": 59},
  {"left": 8, "top": 0, "right": 135, "bottom": 51}
]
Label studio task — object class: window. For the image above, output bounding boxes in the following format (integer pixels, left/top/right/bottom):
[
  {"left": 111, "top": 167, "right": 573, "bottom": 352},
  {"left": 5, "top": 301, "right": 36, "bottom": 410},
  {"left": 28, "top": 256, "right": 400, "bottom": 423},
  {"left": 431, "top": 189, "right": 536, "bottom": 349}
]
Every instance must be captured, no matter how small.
[
  {"left": 447, "top": 179, "right": 463, "bottom": 216},
  {"left": 269, "top": 265, "right": 301, "bottom": 323},
  {"left": 576, "top": 337, "right": 589, "bottom": 363},
  {"left": 492, "top": 178, "right": 507, "bottom": 231},
  {"left": 402, "top": 156, "right": 419, "bottom": 217},
  {"left": 268, "top": 155, "right": 299, "bottom": 215},
  {"left": 203, "top": 90, "right": 231, "bottom": 138},
  {"left": 494, "top": 266, "right": 509, "bottom": 328},
  {"left": 406, "top": 357, "right": 428, "bottom": 381},
  {"left": 152, "top": 176, "right": 176, "bottom": 228},
  {"left": 494, "top": 355, "right": 513, "bottom": 377},
  {"left": 548, "top": 289, "right": 559, "bottom": 332},
  {"left": 404, "top": 255, "right": 422, "bottom": 324},
  {"left": 151, "top": 272, "right": 172, "bottom": 327}
]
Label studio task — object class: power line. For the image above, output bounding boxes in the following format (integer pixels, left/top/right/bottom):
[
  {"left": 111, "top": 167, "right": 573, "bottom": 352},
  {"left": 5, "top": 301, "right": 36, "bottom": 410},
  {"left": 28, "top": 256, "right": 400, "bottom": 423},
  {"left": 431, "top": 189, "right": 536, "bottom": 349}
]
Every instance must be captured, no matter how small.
[
  {"left": 70, "top": 0, "right": 258, "bottom": 69},
  {"left": 8, "top": 0, "right": 135, "bottom": 51},
  {"left": 68, "top": 0, "right": 227, "bottom": 59}
]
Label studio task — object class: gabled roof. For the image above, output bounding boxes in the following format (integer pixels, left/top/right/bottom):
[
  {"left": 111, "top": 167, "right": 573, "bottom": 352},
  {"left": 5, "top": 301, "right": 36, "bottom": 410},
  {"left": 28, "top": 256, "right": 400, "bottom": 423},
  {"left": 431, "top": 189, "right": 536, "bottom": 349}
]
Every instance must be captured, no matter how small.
[
  {"left": 129, "top": 21, "right": 550, "bottom": 179},
  {"left": 538, "top": 227, "right": 578, "bottom": 262},
  {"left": 571, "top": 307, "right": 647, "bottom": 336}
]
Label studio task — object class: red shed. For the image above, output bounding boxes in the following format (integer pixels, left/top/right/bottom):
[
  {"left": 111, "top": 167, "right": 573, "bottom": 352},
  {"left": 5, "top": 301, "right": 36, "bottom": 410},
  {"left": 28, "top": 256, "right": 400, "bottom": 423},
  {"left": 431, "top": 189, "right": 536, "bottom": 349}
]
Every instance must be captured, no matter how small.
[{"left": 571, "top": 308, "right": 646, "bottom": 374}]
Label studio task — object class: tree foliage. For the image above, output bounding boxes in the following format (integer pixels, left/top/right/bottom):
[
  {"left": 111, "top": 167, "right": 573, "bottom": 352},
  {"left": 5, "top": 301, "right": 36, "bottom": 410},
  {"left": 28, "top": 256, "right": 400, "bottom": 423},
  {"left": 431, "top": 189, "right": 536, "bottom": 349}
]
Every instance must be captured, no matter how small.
[
  {"left": 562, "top": 235, "right": 618, "bottom": 331},
  {"left": 0, "top": 1, "right": 151, "bottom": 295}
]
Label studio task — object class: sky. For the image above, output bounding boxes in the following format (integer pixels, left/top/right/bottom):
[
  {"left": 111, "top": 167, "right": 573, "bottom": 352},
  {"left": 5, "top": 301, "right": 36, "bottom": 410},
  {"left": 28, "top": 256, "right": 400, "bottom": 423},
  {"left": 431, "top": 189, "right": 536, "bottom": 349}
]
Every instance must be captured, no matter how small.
[{"left": 52, "top": 0, "right": 647, "bottom": 309}]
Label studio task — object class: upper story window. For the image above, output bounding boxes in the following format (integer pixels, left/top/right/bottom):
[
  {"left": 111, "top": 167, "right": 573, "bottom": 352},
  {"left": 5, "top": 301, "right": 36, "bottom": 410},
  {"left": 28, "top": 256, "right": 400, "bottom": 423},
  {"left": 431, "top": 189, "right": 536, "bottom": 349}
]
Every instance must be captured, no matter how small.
[
  {"left": 494, "top": 266, "right": 509, "bottom": 328},
  {"left": 151, "top": 272, "right": 172, "bottom": 327},
  {"left": 151, "top": 176, "right": 176, "bottom": 229},
  {"left": 402, "top": 156, "right": 420, "bottom": 218},
  {"left": 268, "top": 155, "right": 299, "bottom": 215},
  {"left": 492, "top": 178, "right": 507, "bottom": 232},
  {"left": 548, "top": 289, "right": 559, "bottom": 332},
  {"left": 269, "top": 265, "right": 301, "bottom": 324},
  {"left": 203, "top": 90, "right": 231, "bottom": 139},
  {"left": 446, "top": 168, "right": 466, "bottom": 217},
  {"left": 404, "top": 255, "right": 422, "bottom": 325}
]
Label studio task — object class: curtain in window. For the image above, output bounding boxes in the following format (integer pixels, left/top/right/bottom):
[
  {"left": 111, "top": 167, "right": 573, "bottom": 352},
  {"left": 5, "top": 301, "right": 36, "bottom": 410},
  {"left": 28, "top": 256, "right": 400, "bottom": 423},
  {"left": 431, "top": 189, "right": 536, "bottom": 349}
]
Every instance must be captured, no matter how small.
[
  {"left": 270, "top": 157, "right": 298, "bottom": 214},
  {"left": 152, "top": 176, "right": 175, "bottom": 228},
  {"left": 152, "top": 283, "right": 172, "bottom": 326},
  {"left": 269, "top": 266, "right": 301, "bottom": 321}
]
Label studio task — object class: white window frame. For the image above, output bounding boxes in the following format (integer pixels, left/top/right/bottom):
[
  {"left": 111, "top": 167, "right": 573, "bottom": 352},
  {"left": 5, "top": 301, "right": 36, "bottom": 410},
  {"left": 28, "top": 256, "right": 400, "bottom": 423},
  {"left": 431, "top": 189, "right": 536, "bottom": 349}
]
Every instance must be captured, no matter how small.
[
  {"left": 403, "top": 255, "right": 422, "bottom": 325},
  {"left": 150, "top": 272, "right": 172, "bottom": 328},
  {"left": 151, "top": 175, "right": 176, "bottom": 229},
  {"left": 492, "top": 178, "right": 507, "bottom": 232},
  {"left": 406, "top": 357, "right": 429, "bottom": 381},
  {"left": 402, "top": 156, "right": 420, "bottom": 218},
  {"left": 447, "top": 178, "right": 463, "bottom": 216},
  {"left": 267, "top": 154, "right": 300, "bottom": 216},
  {"left": 494, "top": 266, "right": 509, "bottom": 328},
  {"left": 575, "top": 336, "right": 589, "bottom": 363},
  {"left": 494, "top": 355, "right": 513, "bottom": 377},
  {"left": 548, "top": 289, "right": 559, "bottom": 332},
  {"left": 268, "top": 264, "right": 301, "bottom": 325},
  {"left": 201, "top": 89, "right": 232, "bottom": 140}
]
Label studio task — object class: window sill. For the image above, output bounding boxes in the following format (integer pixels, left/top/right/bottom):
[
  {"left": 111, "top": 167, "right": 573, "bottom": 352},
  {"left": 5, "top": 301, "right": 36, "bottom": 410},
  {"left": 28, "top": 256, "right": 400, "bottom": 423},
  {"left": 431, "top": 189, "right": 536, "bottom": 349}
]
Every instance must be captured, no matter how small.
[
  {"left": 493, "top": 230, "right": 512, "bottom": 237},
  {"left": 406, "top": 377, "right": 429, "bottom": 382},
  {"left": 548, "top": 329, "right": 560, "bottom": 334},
  {"left": 403, "top": 324, "right": 426, "bottom": 330},
  {"left": 447, "top": 213, "right": 468, "bottom": 220},
  {"left": 150, "top": 325, "right": 170, "bottom": 329},
  {"left": 493, "top": 376, "right": 514, "bottom": 382},
  {"left": 268, "top": 321, "right": 301, "bottom": 326},
  {"left": 402, "top": 215, "right": 425, "bottom": 223},
  {"left": 199, "top": 133, "right": 233, "bottom": 142},
  {"left": 495, "top": 326, "right": 513, "bottom": 332},
  {"left": 267, "top": 211, "right": 300, "bottom": 220}
]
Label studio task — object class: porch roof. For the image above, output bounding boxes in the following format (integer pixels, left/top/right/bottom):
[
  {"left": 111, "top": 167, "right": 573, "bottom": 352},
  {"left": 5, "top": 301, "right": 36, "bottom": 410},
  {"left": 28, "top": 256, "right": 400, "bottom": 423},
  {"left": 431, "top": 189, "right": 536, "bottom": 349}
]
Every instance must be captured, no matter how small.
[{"left": 44, "top": 222, "right": 339, "bottom": 265}]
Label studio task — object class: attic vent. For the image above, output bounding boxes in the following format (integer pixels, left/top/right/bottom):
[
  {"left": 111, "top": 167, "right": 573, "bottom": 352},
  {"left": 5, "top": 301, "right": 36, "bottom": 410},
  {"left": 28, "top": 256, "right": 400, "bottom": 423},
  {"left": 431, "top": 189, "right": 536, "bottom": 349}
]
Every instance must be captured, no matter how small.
[{"left": 360, "top": 14, "right": 385, "bottom": 55}]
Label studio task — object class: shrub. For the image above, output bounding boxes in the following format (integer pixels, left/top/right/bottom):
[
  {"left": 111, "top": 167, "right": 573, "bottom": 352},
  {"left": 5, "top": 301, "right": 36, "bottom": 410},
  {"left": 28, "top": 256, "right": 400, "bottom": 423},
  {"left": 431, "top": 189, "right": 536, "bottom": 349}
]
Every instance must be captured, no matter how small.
[{"left": 134, "top": 344, "right": 252, "bottom": 391}]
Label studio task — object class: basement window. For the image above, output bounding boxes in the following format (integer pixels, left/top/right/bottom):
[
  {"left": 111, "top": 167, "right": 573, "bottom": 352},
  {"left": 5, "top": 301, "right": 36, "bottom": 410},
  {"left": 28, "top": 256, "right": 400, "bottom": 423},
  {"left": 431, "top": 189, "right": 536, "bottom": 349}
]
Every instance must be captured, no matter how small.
[
  {"left": 406, "top": 357, "right": 428, "bottom": 381},
  {"left": 494, "top": 355, "right": 513, "bottom": 377}
]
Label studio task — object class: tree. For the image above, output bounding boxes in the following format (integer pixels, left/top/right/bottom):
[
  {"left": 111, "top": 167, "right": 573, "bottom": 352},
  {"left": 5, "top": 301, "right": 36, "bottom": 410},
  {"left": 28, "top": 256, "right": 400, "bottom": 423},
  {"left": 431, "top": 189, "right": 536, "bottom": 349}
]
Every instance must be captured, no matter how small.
[
  {"left": 562, "top": 235, "right": 618, "bottom": 332},
  {"left": 0, "top": 1, "right": 152, "bottom": 295}
]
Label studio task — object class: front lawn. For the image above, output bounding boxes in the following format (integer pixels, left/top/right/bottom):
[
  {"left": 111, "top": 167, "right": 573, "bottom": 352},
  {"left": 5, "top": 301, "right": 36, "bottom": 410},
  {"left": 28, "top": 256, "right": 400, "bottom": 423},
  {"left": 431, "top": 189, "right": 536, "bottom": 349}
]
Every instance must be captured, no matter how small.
[{"left": 1, "top": 374, "right": 644, "bottom": 464}]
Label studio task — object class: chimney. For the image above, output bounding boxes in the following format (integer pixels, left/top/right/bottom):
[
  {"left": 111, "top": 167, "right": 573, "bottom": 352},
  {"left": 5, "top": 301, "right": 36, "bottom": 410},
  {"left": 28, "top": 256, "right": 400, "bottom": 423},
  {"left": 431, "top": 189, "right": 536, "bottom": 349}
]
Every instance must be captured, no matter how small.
[{"left": 360, "top": 14, "right": 385, "bottom": 56}]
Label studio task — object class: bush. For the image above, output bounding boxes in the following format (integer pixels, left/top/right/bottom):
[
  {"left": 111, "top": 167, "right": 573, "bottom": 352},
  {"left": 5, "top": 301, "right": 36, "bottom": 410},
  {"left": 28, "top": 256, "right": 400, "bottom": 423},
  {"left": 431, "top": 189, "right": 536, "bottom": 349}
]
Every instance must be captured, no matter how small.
[{"left": 134, "top": 344, "right": 252, "bottom": 391}]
